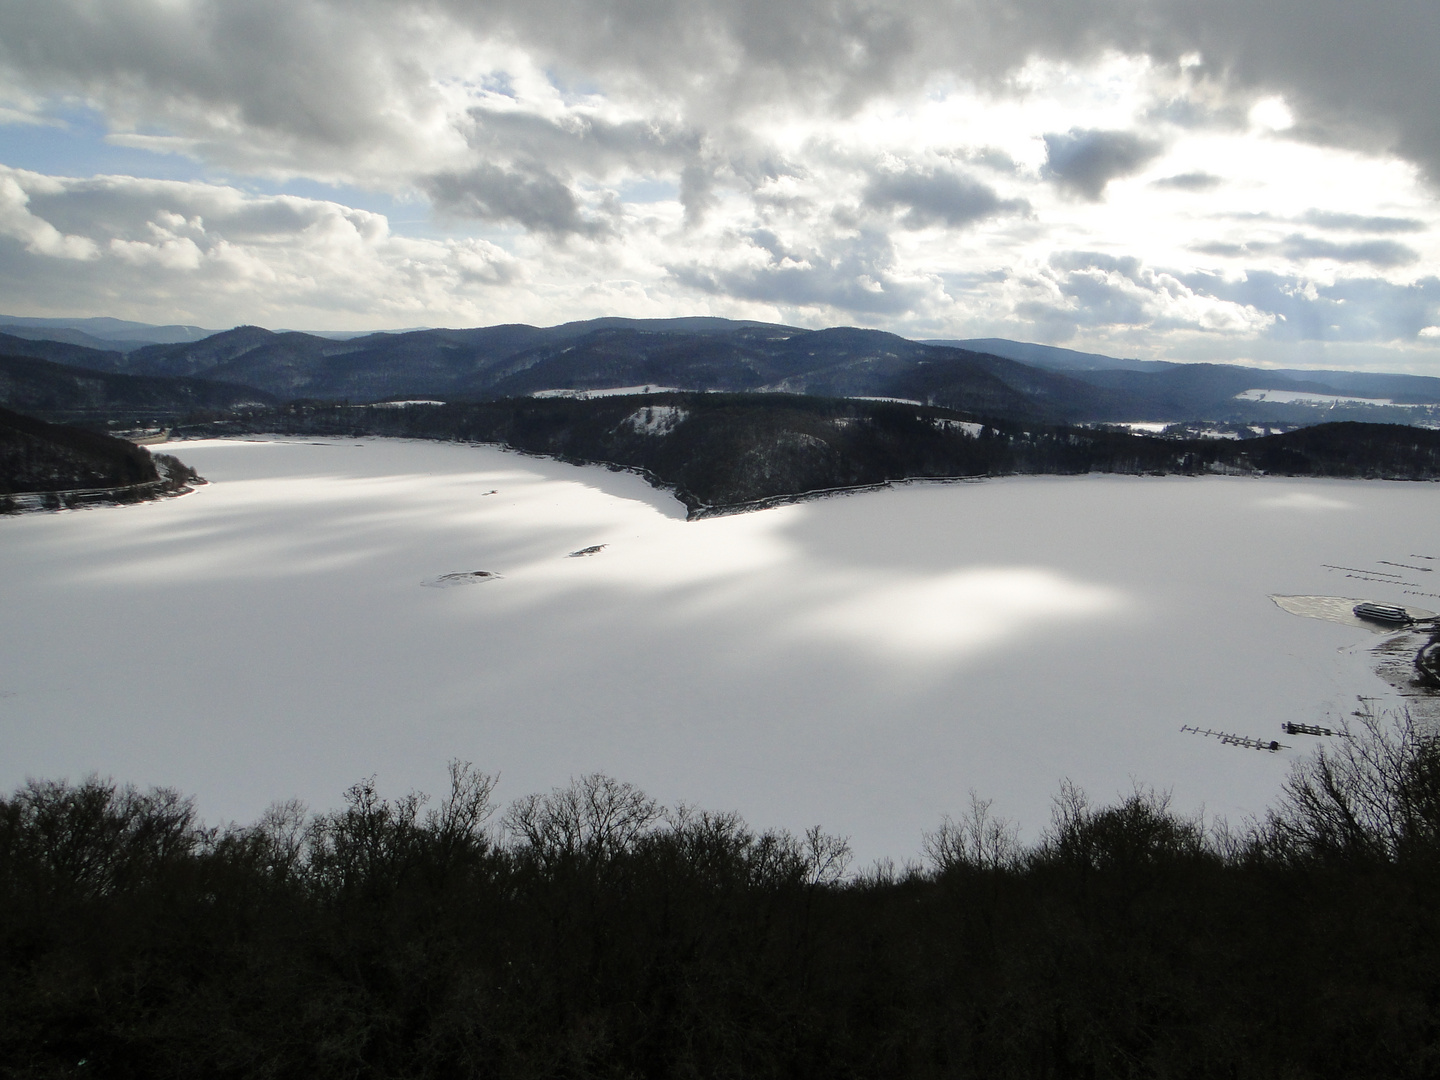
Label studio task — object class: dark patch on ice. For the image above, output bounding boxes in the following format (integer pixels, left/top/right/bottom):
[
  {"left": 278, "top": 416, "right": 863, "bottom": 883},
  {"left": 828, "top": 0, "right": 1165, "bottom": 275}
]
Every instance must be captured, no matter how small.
[
  {"left": 568, "top": 545, "right": 607, "bottom": 557},
  {"left": 421, "top": 571, "right": 502, "bottom": 588}
]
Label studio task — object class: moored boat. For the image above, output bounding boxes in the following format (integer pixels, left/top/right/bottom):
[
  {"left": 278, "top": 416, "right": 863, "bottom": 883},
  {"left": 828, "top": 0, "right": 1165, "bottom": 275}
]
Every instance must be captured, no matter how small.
[{"left": 1353, "top": 601, "right": 1412, "bottom": 625}]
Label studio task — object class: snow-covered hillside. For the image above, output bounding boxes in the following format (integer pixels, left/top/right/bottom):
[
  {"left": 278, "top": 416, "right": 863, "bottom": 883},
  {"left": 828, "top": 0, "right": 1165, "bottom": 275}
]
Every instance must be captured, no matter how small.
[{"left": 0, "top": 437, "right": 1433, "bottom": 860}]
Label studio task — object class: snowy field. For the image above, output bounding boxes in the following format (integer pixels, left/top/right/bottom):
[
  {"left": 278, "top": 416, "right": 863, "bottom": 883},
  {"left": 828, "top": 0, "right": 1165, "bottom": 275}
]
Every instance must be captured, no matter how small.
[{"left": 2, "top": 437, "right": 1436, "bottom": 861}]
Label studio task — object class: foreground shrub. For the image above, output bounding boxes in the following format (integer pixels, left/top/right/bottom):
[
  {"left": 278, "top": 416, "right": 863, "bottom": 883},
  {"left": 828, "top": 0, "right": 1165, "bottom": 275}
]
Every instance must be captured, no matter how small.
[
  {"left": 1266, "top": 707, "right": 1440, "bottom": 863},
  {"left": 1, "top": 717, "right": 1438, "bottom": 1078}
]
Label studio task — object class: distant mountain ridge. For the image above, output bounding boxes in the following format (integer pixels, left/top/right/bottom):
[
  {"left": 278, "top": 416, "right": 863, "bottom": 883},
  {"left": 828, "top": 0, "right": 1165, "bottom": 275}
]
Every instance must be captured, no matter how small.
[
  {"left": 0, "top": 338, "right": 278, "bottom": 423},
  {"left": 4, "top": 316, "right": 1440, "bottom": 428},
  {"left": 77, "top": 320, "right": 1136, "bottom": 423},
  {"left": 929, "top": 338, "right": 1169, "bottom": 373},
  {"left": 0, "top": 315, "right": 218, "bottom": 351}
]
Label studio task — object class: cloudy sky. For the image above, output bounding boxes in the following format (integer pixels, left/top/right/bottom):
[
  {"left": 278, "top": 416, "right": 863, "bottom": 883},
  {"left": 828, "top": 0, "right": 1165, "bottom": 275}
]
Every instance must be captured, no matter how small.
[{"left": 2, "top": 0, "right": 1440, "bottom": 370}]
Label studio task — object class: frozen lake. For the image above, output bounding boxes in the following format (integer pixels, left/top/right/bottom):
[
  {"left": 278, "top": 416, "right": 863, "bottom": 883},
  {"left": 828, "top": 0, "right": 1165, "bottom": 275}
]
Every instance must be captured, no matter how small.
[{"left": 2, "top": 437, "right": 1436, "bottom": 861}]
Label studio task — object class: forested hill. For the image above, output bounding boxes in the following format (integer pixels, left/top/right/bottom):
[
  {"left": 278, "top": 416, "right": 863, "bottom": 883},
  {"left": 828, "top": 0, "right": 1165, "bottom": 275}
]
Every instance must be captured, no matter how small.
[
  {"left": 116, "top": 321, "right": 1145, "bottom": 422},
  {"left": 12, "top": 317, "right": 1440, "bottom": 429},
  {"left": 0, "top": 405, "right": 158, "bottom": 495},
  {"left": 0, "top": 405, "right": 204, "bottom": 510},
  {"left": 177, "top": 396, "right": 1440, "bottom": 515},
  {"left": 0, "top": 350, "right": 277, "bottom": 424}
]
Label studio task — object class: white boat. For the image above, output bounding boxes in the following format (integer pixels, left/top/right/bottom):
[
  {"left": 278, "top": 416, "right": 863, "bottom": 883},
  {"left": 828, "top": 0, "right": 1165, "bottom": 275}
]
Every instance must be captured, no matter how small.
[{"left": 1353, "top": 601, "right": 1412, "bottom": 625}]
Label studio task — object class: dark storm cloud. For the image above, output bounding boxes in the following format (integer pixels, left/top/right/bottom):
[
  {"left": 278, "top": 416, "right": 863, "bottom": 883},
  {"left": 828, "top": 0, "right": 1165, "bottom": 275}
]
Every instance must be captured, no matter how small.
[
  {"left": 670, "top": 229, "right": 927, "bottom": 315},
  {"left": 423, "top": 164, "right": 612, "bottom": 238},
  {"left": 861, "top": 167, "right": 1027, "bottom": 229},
  {"left": 1042, "top": 129, "right": 1164, "bottom": 200},
  {"left": 1153, "top": 172, "right": 1223, "bottom": 191},
  {"left": 1193, "top": 234, "right": 1420, "bottom": 268}
]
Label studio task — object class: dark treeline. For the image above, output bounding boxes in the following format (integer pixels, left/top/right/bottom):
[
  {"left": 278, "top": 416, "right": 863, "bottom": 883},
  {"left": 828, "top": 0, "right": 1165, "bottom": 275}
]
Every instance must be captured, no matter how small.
[
  {"left": 175, "top": 395, "right": 1440, "bottom": 513},
  {"left": 3, "top": 712, "right": 1439, "bottom": 1078},
  {"left": 0, "top": 405, "right": 203, "bottom": 511},
  {"left": 0, "top": 405, "right": 158, "bottom": 497},
  {"left": 0, "top": 351, "right": 276, "bottom": 426}
]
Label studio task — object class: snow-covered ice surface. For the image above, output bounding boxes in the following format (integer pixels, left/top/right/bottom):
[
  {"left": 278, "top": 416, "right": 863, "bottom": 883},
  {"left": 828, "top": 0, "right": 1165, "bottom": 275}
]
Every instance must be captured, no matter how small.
[
  {"left": 1109, "top": 421, "right": 1172, "bottom": 433},
  {"left": 531, "top": 385, "right": 680, "bottom": 399},
  {"left": 2, "top": 437, "right": 1436, "bottom": 861},
  {"left": 1235, "top": 388, "right": 1426, "bottom": 407}
]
